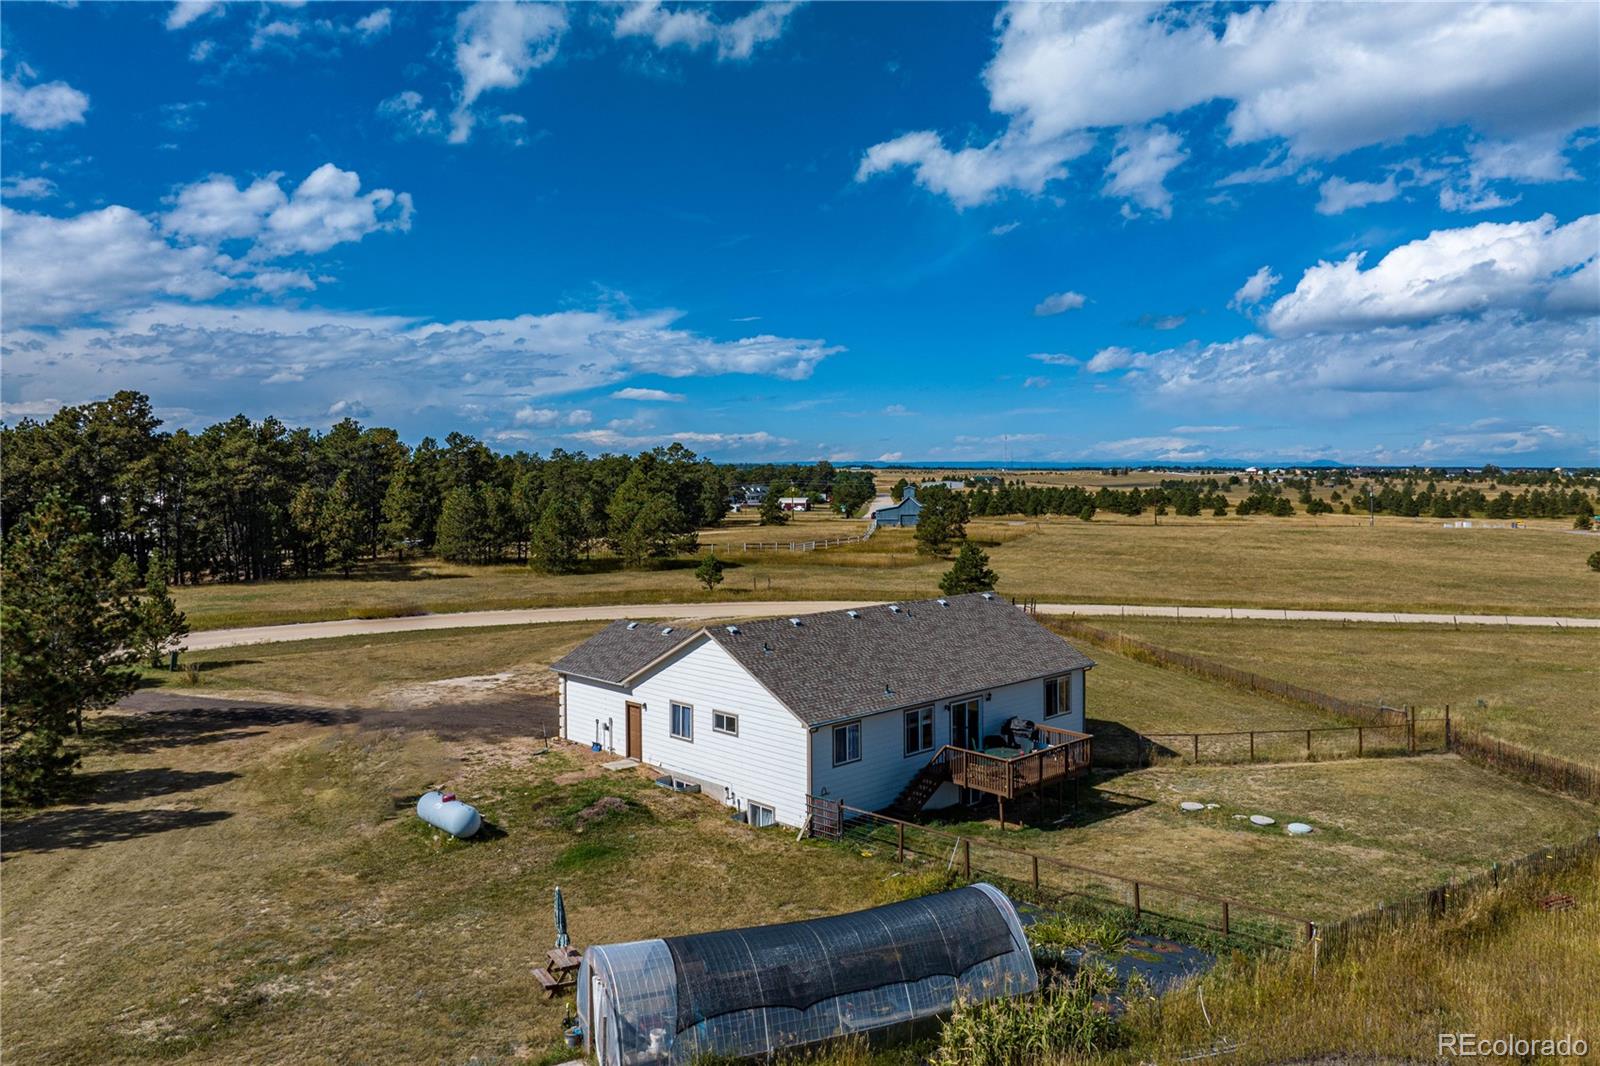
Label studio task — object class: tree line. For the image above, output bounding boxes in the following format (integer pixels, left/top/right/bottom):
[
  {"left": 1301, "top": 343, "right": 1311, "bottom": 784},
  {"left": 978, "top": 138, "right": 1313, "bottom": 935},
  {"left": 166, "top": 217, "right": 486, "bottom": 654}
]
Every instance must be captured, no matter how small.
[{"left": 0, "top": 393, "right": 883, "bottom": 582}]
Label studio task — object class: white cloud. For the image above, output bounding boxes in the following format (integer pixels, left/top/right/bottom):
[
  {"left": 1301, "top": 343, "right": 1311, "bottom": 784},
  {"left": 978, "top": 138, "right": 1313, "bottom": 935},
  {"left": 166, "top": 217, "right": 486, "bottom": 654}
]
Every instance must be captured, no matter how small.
[
  {"left": 1171, "top": 424, "right": 1241, "bottom": 434},
  {"left": 570, "top": 427, "right": 795, "bottom": 453},
  {"left": 1092, "top": 435, "right": 1209, "bottom": 461},
  {"left": 354, "top": 7, "right": 392, "bottom": 39},
  {"left": 882, "top": 403, "right": 913, "bottom": 416},
  {"left": 1229, "top": 265, "right": 1281, "bottom": 311},
  {"left": 256, "top": 164, "right": 413, "bottom": 255},
  {"left": 989, "top": 221, "right": 1020, "bottom": 236},
  {"left": 1266, "top": 213, "right": 1599, "bottom": 335},
  {"left": 1316, "top": 174, "right": 1400, "bottom": 215},
  {"left": 250, "top": 19, "right": 301, "bottom": 51},
  {"left": 1103, "top": 125, "right": 1187, "bottom": 217},
  {"left": 611, "top": 387, "right": 686, "bottom": 402},
  {"left": 1033, "top": 290, "right": 1085, "bottom": 316},
  {"left": 450, "top": 0, "right": 568, "bottom": 144},
  {"left": 875, "top": 452, "right": 903, "bottom": 462},
  {"left": 1, "top": 175, "right": 57, "bottom": 199},
  {"left": 1, "top": 301, "right": 844, "bottom": 431},
  {"left": 2, "top": 66, "right": 90, "bottom": 130},
  {"left": 1027, "top": 352, "right": 1080, "bottom": 367},
  {"left": 612, "top": 1, "right": 800, "bottom": 61},
  {"left": 190, "top": 40, "right": 218, "bottom": 63},
  {"left": 378, "top": 90, "right": 444, "bottom": 139},
  {"left": 515, "top": 405, "right": 593, "bottom": 426},
  {"left": 166, "top": 0, "right": 224, "bottom": 31},
  {"left": 859, "top": 2, "right": 1600, "bottom": 209},
  {"left": 1022, "top": 376, "right": 1050, "bottom": 389},
  {"left": 1414, "top": 420, "right": 1592, "bottom": 459},
  {"left": 1084, "top": 346, "right": 1151, "bottom": 374}
]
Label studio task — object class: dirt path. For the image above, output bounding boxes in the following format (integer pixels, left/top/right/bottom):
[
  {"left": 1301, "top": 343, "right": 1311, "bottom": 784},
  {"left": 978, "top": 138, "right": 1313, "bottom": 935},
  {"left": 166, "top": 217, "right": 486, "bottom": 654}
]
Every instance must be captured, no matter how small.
[{"left": 184, "top": 599, "right": 1600, "bottom": 650}]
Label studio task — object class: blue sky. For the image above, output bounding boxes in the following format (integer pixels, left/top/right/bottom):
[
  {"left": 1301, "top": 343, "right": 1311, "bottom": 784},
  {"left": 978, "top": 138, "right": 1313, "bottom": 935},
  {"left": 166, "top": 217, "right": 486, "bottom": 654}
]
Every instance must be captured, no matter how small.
[{"left": 2, "top": 1, "right": 1597, "bottom": 464}]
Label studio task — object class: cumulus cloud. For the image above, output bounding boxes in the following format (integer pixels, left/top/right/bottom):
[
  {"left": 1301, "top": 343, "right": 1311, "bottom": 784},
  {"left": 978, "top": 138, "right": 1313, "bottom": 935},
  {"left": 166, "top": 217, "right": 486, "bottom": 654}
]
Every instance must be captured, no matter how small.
[
  {"left": 1033, "top": 290, "right": 1085, "bottom": 316},
  {"left": 1103, "top": 125, "right": 1187, "bottom": 217},
  {"left": 354, "top": 7, "right": 392, "bottom": 39},
  {"left": 858, "top": 1, "right": 1600, "bottom": 211},
  {"left": 569, "top": 427, "right": 794, "bottom": 453},
  {"left": 450, "top": 0, "right": 568, "bottom": 143},
  {"left": 1026, "top": 352, "right": 1080, "bottom": 367},
  {"left": 1091, "top": 435, "right": 1209, "bottom": 461},
  {"left": 1084, "top": 346, "right": 1151, "bottom": 374},
  {"left": 611, "top": 387, "right": 686, "bottom": 402},
  {"left": 612, "top": 1, "right": 800, "bottom": 61},
  {"left": 1, "top": 175, "right": 58, "bottom": 199},
  {"left": 515, "top": 405, "right": 593, "bottom": 426},
  {"left": 1, "top": 299, "right": 843, "bottom": 433},
  {"left": 378, "top": 90, "right": 445, "bottom": 139},
  {"left": 166, "top": 0, "right": 224, "bottom": 31},
  {"left": 1229, "top": 265, "right": 1281, "bottom": 311},
  {"left": 3, "top": 164, "right": 413, "bottom": 326},
  {"left": 1316, "top": 174, "right": 1400, "bottom": 215},
  {"left": 2, "top": 64, "right": 90, "bottom": 130},
  {"left": 1265, "top": 213, "right": 1599, "bottom": 334}
]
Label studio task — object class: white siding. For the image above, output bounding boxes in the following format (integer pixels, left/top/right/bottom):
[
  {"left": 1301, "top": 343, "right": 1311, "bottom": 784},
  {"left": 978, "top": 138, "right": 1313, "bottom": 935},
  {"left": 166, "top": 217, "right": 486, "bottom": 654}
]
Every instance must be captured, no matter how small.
[
  {"left": 808, "top": 670, "right": 1087, "bottom": 813},
  {"left": 560, "top": 636, "right": 812, "bottom": 828}
]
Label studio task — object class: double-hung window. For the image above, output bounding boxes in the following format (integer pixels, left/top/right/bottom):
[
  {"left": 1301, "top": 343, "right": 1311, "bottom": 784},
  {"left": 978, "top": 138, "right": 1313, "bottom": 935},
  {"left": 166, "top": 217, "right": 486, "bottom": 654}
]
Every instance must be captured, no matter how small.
[
  {"left": 670, "top": 701, "right": 694, "bottom": 741},
  {"left": 747, "top": 802, "right": 776, "bottom": 828},
  {"left": 713, "top": 710, "right": 739, "bottom": 736},
  {"left": 903, "top": 706, "right": 934, "bottom": 756},
  {"left": 832, "top": 720, "right": 862, "bottom": 766},
  {"left": 1044, "top": 676, "right": 1072, "bottom": 718}
]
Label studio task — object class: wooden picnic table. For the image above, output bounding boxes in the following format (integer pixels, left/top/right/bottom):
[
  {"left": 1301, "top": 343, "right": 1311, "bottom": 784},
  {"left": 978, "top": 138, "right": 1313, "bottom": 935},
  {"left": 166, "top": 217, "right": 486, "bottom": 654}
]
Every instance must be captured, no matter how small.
[{"left": 548, "top": 947, "right": 582, "bottom": 972}]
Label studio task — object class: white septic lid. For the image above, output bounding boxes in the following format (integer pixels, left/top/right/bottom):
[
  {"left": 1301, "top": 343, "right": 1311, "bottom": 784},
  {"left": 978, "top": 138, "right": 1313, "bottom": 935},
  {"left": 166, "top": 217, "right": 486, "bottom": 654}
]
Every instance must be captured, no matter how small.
[
  {"left": 1249, "top": 814, "right": 1276, "bottom": 826},
  {"left": 1286, "top": 822, "right": 1313, "bottom": 835},
  {"left": 1180, "top": 801, "right": 1205, "bottom": 811}
]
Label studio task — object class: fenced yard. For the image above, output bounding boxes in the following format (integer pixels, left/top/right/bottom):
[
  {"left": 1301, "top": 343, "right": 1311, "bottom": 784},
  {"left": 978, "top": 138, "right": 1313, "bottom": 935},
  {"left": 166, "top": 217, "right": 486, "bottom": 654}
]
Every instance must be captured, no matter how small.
[{"left": 1131, "top": 713, "right": 1451, "bottom": 767}]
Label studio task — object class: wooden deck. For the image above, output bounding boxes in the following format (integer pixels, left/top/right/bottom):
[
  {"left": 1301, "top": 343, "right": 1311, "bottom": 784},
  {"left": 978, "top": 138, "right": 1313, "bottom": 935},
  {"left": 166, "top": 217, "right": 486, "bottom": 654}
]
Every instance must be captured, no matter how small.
[{"left": 932, "top": 724, "right": 1093, "bottom": 801}]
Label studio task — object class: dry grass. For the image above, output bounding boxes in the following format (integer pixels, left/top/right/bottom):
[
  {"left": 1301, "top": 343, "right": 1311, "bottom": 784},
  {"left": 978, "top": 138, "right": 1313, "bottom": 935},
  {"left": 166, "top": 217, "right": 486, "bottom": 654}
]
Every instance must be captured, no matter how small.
[
  {"left": 915, "top": 757, "right": 1597, "bottom": 923},
  {"left": 1086, "top": 618, "right": 1600, "bottom": 767},
  {"left": 171, "top": 515, "right": 1597, "bottom": 631},
  {"left": 1, "top": 708, "right": 897, "bottom": 1065}
]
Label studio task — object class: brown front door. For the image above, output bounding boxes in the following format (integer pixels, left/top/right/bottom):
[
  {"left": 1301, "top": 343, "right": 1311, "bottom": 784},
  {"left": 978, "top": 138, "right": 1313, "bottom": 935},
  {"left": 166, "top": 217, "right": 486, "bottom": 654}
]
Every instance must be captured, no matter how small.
[{"left": 626, "top": 702, "right": 643, "bottom": 760}]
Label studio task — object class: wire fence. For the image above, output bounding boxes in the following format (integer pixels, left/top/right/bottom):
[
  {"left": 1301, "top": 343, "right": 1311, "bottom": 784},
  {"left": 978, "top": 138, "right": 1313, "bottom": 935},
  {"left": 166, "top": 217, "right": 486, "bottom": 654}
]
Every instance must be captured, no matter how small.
[
  {"left": 1044, "top": 618, "right": 1406, "bottom": 727},
  {"left": 1449, "top": 730, "right": 1600, "bottom": 803},
  {"left": 1127, "top": 714, "right": 1451, "bottom": 767},
  {"left": 806, "top": 798, "right": 1315, "bottom": 951},
  {"left": 702, "top": 520, "right": 878, "bottom": 554}
]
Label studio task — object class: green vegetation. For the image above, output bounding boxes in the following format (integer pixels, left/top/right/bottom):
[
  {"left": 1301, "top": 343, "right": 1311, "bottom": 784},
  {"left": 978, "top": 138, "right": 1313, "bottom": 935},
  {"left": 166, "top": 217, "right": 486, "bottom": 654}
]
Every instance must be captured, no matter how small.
[
  {"left": 933, "top": 965, "right": 1121, "bottom": 1065},
  {"left": 696, "top": 551, "right": 727, "bottom": 591},
  {"left": 1087, "top": 617, "right": 1600, "bottom": 766},
  {"left": 939, "top": 540, "right": 998, "bottom": 595}
]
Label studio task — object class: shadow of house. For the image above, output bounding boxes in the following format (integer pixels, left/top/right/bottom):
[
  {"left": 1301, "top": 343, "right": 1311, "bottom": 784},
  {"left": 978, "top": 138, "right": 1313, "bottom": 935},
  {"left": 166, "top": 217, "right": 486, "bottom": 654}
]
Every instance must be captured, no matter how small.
[
  {"left": 70, "top": 767, "right": 239, "bottom": 806},
  {"left": 94, "top": 694, "right": 358, "bottom": 754}
]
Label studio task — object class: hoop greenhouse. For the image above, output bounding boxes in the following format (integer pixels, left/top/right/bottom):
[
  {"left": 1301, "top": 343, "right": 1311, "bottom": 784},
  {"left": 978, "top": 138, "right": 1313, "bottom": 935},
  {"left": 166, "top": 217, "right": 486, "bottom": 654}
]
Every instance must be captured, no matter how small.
[{"left": 575, "top": 882, "right": 1037, "bottom": 1064}]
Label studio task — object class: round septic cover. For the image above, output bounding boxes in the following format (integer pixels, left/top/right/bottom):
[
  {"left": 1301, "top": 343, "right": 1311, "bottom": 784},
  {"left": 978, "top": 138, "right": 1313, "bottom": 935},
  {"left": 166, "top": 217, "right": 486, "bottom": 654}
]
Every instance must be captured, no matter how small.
[
  {"left": 1249, "top": 814, "right": 1276, "bottom": 826},
  {"left": 1180, "top": 801, "right": 1205, "bottom": 811},
  {"left": 1286, "top": 822, "right": 1313, "bottom": 835}
]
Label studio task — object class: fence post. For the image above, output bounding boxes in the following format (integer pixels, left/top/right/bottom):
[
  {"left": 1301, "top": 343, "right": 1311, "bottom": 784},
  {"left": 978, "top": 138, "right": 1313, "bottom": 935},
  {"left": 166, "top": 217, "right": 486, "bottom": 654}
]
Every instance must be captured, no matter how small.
[
  {"left": 897, "top": 821, "right": 905, "bottom": 863},
  {"left": 1192, "top": 734, "right": 1199, "bottom": 762},
  {"left": 1031, "top": 855, "right": 1040, "bottom": 893},
  {"left": 962, "top": 839, "right": 971, "bottom": 880},
  {"left": 1221, "top": 901, "right": 1230, "bottom": 937},
  {"left": 1132, "top": 881, "right": 1141, "bottom": 918},
  {"left": 1445, "top": 704, "right": 1451, "bottom": 748},
  {"left": 1306, "top": 729, "right": 1312, "bottom": 760},
  {"left": 1358, "top": 726, "right": 1364, "bottom": 757},
  {"left": 1249, "top": 732, "right": 1256, "bottom": 762},
  {"left": 1408, "top": 706, "right": 1416, "bottom": 754}
]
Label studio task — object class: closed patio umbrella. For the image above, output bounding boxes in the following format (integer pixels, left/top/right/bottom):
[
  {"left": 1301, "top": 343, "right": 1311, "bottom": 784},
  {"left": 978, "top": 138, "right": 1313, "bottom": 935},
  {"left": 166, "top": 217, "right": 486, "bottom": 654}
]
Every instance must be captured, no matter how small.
[{"left": 554, "top": 886, "right": 569, "bottom": 949}]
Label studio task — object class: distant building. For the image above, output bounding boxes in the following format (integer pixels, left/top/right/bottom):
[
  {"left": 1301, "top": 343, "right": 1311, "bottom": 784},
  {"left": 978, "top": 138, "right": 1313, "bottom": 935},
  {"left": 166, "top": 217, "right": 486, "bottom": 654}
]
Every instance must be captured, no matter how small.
[
  {"left": 778, "top": 496, "right": 810, "bottom": 511},
  {"left": 920, "top": 479, "right": 968, "bottom": 491},
  {"left": 870, "top": 484, "right": 922, "bottom": 527}
]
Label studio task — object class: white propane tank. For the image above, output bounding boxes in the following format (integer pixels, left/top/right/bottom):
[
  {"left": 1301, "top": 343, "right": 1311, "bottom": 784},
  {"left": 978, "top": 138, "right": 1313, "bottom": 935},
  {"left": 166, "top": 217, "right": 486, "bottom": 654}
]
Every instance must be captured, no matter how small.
[{"left": 417, "top": 790, "right": 482, "bottom": 838}]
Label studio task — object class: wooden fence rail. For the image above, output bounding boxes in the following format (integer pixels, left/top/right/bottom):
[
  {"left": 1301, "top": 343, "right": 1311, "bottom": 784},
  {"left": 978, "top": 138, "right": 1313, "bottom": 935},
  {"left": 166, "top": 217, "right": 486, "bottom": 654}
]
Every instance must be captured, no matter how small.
[
  {"left": 1448, "top": 730, "right": 1600, "bottom": 803},
  {"left": 705, "top": 520, "right": 878, "bottom": 555},
  {"left": 1128, "top": 710, "right": 1451, "bottom": 767},
  {"left": 805, "top": 797, "right": 1315, "bottom": 949}
]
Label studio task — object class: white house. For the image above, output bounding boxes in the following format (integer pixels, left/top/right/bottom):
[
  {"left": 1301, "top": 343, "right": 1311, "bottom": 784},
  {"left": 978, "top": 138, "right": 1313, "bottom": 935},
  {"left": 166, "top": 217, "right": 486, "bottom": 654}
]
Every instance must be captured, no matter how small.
[
  {"left": 777, "top": 496, "right": 811, "bottom": 511},
  {"left": 552, "top": 593, "right": 1095, "bottom": 828}
]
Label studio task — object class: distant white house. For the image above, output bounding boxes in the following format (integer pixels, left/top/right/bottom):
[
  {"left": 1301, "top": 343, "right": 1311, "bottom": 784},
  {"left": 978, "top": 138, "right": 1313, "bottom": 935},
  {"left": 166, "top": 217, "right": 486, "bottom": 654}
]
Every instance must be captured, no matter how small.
[
  {"left": 778, "top": 496, "right": 810, "bottom": 511},
  {"left": 552, "top": 594, "right": 1094, "bottom": 828}
]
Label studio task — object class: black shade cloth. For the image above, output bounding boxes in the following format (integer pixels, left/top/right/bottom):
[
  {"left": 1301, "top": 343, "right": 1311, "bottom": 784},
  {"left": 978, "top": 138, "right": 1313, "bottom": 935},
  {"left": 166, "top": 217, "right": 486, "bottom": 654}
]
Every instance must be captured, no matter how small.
[{"left": 663, "top": 886, "right": 1017, "bottom": 1034}]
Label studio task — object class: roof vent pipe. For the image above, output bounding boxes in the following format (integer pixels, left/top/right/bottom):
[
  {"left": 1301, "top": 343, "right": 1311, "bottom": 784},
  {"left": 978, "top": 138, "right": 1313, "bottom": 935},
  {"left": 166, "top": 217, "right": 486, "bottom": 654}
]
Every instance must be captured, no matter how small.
[
  {"left": 936, "top": 598, "right": 949, "bottom": 606},
  {"left": 662, "top": 626, "right": 673, "bottom": 635},
  {"left": 788, "top": 617, "right": 802, "bottom": 627},
  {"left": 888, "top": 605, "right": 901, "bottom": 614},
  {"left": 725, "top": 625, "right": 740, "bottom": 635},
  {"left": 626, "top": 622, "right": 639, "bottom": 630},
  {"left": 846, "top": 610, "right": 860, "bottom": 619}
]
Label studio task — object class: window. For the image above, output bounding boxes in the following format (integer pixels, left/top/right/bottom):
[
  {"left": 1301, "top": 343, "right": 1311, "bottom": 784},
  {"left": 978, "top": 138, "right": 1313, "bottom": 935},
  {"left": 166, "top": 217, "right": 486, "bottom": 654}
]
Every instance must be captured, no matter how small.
[
  {"left": 670, "top": 701, "right": 694, "bottom": 740},
  {"left": 747, "top": 802, "right": 776, "bottom": 828},
  {"left": 903, "top": 706, "right": 934, "bottom": 756},
  {"left": 713, "top": 710, "right": 739, "bottom": 736},
  {"left": 832, "top": 721, "right": 862, "bottom": 765},
  {"left": 1043, "top": 677, "right": 1062, "bottom": 718}
]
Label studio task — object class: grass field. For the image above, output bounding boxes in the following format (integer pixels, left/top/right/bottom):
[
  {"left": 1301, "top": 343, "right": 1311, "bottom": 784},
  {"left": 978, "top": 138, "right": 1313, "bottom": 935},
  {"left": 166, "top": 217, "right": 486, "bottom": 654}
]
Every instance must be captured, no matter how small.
[
  {"left": 915, "top": 757, "right": 1597, "bottom": 923},
  {"left": 1, "top": 706, "right": 895, "bottom": 1065},
  {"left": 1086, "top": 618, "right": 1600, "bottom": 767},
  {"left": 170, "top": 513, "right": 1600, "bottom": 631}
]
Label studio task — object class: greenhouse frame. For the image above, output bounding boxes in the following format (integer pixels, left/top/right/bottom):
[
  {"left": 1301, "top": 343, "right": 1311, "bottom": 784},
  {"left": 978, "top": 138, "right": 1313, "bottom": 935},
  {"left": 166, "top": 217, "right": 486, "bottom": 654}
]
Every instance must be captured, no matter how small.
[{"left": 575, "top": 882, "right": 1037, "bottom": 1065}]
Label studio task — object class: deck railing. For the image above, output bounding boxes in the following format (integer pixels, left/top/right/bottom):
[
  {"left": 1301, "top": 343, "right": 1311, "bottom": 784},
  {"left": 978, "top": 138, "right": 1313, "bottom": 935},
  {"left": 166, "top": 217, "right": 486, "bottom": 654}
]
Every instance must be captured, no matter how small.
[{"left": 938, "top": 727, "right": 1092, "bottom": 801}]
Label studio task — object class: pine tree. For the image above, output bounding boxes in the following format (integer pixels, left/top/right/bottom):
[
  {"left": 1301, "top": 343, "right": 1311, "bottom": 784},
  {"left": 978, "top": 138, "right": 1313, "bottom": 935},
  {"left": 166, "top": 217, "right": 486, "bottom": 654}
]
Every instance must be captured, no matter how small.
[
  {"left": 135, "top": 547, "right": 190, "bottom": 667},
  {"left": 530, "top": 495, "right": 583, "bottom": 574},
  {"left": 939, "top": 540, "right": 998, "bottom": 595},
  {"left": 381, "top": 465, "right": 422, "bottom": 559},
  {"left": 914, "top": 486, "right": 966, "bottom": 556},
  {"left": 321, "top": 473, "right": 364, "bottom": 576},
  {"left": 288, "top": 482, "right": 326, "bottom": 575},
  {"left": 435, "top": 485, "right": 487, "bottom": 563},
  {"left": 758, "top": 491, "right": 788, "bottom": 526},
  {"left": 1, "top": 496, "right": 140, "bottom": 803},
  {"left": 695, "top": 551, "right": 726, "bottom": 592}
]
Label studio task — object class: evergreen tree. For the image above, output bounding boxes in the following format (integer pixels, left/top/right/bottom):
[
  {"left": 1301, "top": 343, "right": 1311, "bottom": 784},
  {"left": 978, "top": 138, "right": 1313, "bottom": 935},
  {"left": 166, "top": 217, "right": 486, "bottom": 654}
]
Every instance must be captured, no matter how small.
[
  {"left": 1, "top": 496, "right": 140, "bottom": 803},
  {"left": 380, "top": 465, "right": 422, "bottom": 559},
  {"left": 529, "top": 495, "right": 583, "bottom": 574},
  {"left": 890, "top": 477, "right": 909, "bottom": 502},
  {"left": 619, "top": 496, "right": 686, "bottom": 568},
  {"left": 435, "top": 485, "right": 488, "bottom": 563},
  {"left": 1589, "top": 550, "right": 1600, "bottom": 572},
  {"left": 758, "top": 491, "right": 788, "bottom": 526},
  {"left": 288, "top": 482, "right": 326, "bottom": 576},
  {"left": 939, "top": 540, "right": 998, "bottom": 596},
  {"left": 134, "top": 548, "right": 190, "bottom": 667},
  {"left": 695, "top": 551, "right": 726, "bottom": 591},
  {"left": 1575, "top": 513, "right": 1593, "bottom": 531},
  {"left": 321, "top": 473, "right": 364, "bottom": 576},
  {"left": 914, "top": 485, "right": 965, "bottom": 556}
]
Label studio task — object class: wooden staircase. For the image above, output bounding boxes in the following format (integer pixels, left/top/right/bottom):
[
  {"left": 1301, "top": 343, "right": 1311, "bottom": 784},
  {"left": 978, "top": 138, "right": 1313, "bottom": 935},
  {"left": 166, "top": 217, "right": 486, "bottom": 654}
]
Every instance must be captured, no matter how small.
[{"left": 887, "top": 753, "right": 951, "bottom": 817}]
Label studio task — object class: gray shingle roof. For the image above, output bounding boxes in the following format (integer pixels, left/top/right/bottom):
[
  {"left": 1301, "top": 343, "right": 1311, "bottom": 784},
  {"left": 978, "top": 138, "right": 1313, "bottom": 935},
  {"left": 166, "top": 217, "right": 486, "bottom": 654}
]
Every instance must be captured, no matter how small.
[
  {"left": 549, "top": 618, "right": 700, "bottom": 684},
  {"left": 553, "top": 593, "right": 1094, "bottom": 726}
]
